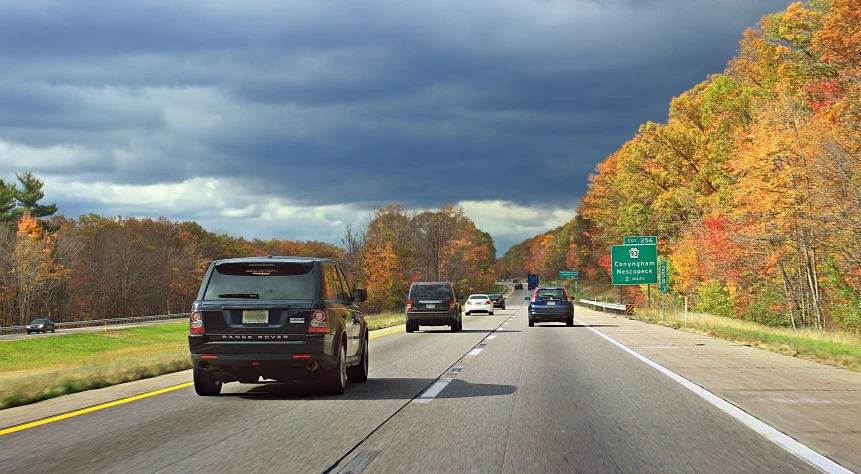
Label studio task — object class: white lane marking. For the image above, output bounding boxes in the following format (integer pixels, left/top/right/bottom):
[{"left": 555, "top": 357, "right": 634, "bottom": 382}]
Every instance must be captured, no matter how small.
[
  {"left": 504, "top": 322, "right": 509, "bottom": 325},
  {"left": 495, "top": 327, "right": 504, "bottom": 331},
  {"left": 469, "top": 348, "right": 483, "bottom": 356},
  {"left": 486, "top": 335, "right": 496, "bottom": 339},
  {"left": 419, "top": 380, "right": 450, "bottom": 400},
  {"left": 574, "top": 317, "right": 853, "bottom": 474}
]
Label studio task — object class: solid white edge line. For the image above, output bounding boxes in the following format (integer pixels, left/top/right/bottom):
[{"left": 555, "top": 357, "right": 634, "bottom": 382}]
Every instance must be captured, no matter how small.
[{"left": 573, "top": 317, "right": 853, "bottom": 474}]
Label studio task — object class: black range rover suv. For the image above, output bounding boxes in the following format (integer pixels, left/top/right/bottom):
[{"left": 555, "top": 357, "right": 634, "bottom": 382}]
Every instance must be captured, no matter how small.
[
  {"left": 405, "top": 281, "right": 462, "bottom": 333},
  {"left": 188, "top": 256, "right": 369, "bottom": 396}
]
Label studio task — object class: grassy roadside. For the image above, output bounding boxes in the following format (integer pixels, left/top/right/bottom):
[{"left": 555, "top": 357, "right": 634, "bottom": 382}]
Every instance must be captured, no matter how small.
[
  {"left": 0, "top": 323, "right": 191, "bottom": 409},
  {"left": 0, "top": 313, "right": 406, "bottom": 410},
  {"left": 365, "top": 312, "right": 404, "bottom": 331},
  {"left": 631, "top": 308, "right": 861, "bottom": 372}
]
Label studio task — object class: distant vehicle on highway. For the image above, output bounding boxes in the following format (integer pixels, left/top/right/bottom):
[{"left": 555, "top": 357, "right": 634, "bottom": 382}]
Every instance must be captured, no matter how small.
[
  {"left": 26, "top": 319, "right": 55, "bottom": 334},
  {"left": 528, "top": 286, "right": 574, "bottom": 327},
  {"left": 514, "top": 282, "right": 523, "bottom": 290},
  {"left": 405, "top": 281, "right": 462, "bottom": 333},
  {"left": 465, "top": 294, "right": 494, "bottom": 315},
  {"left": 527, "top": 273, "right": 539, "bottom": 290},
  {"left": 488, "top": 293, "right": 506, "bottom": 309},
  {"left": 188, "top": 256, "right": 369, "bottom": 396}
]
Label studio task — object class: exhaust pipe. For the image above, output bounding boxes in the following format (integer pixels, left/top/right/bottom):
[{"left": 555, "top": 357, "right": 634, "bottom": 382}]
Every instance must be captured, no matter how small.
[
  {"left": 305, "top": 361, "right": 319, "bottom": 372},
  {"left": 199, "top": 361, "right": 211, "bottom": 370}
]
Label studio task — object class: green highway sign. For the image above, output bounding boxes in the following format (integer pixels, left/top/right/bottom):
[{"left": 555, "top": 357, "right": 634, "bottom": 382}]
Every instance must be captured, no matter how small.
[
  {"left": 611, "top": 244, "right": 658, "bottom": 285},
  {"left": 559, "top": 270, "right": 579, "bottom": 279},
  {"left": 624, "top": 236, "right": 658, "bottom": 245},
  {"left": 660, "top": 261, "right": 667, "bottom": 293}
]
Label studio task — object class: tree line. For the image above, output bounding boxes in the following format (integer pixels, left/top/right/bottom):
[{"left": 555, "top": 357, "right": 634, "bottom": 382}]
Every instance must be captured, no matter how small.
[
  {"left": 0, "top": 175, "right": 495, "bottom": 326},
  {"left": 499, "top": 0, "right": 861, "bottom": 332}
]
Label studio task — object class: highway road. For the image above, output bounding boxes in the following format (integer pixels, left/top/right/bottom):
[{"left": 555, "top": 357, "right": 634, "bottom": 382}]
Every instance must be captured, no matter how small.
[{"left": 0, "top": 288, "right": 827, "bottom": 473}]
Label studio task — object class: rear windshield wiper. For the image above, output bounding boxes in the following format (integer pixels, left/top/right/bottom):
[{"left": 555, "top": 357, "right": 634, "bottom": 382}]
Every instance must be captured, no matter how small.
[{"left": 218, "top": 293, "right": 259, "bottom": 299}]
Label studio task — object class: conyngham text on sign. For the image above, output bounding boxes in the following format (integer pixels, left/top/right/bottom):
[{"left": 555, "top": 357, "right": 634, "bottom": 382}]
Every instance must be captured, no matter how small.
[{"left": 611, "top": 244, "right": 658, "bottom": 285}]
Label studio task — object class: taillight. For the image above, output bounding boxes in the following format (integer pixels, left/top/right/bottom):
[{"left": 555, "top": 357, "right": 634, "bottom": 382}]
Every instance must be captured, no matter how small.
[
  {"left": 308, "top": 310, "right": 328, "bottom": 333},
  {"left": 466, "top": 301, "right": 472, "bottom": 305},
  {"left": 531, "top": 291, "right": 538, "bottom": 303},
  {"left": 485, "top": 300, "right": 491, "bottom": 305},
  {"left": 407, "top": 300, "right": 413, "bottom": 311},
  {"left": 449, "top": 299, "right": 455, "bottom": 311},
  {"left": 190, "top": 311, "right": 204, "bottom": 334},
  {"left": 564, "top": 289, "right": 571, "bottom": 301}
]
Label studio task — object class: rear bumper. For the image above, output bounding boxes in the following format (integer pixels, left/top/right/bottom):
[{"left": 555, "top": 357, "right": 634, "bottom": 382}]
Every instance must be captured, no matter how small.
[
  {"left": 405, "top": 310, "right": 458, "bottom": 325},
  {"left": 492, "top": 302, "right": 505, "bottom": 308},
  {"left": 191, "top": 352, "right": 340, "bottom": 371},
  {"left": 188, "top": 333, "right": 337, "bottom": 372},
  {"left": 465, "top": 305, "right": 493, "bottom": 313},
  {"left": 528, "top": 308, "right": 573, "bottom": 322}
]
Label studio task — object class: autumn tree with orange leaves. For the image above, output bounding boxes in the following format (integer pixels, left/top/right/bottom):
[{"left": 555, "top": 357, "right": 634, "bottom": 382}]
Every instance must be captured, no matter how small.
[{"left": 502, "top": 0, "right": 861, "bottom": 331}]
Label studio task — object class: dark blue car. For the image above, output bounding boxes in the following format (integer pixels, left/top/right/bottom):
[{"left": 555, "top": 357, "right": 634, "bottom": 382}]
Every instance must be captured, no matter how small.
[{"left": 528, "top": 286, "right": 574, "bottom": 327}]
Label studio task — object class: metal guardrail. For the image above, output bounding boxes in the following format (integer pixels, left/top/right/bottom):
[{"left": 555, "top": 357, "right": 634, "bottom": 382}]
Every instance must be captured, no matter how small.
[
  {"left": 0, "top": 313, "right": 190, "bottom": 335},
  {"left": 578, "top": 299, "right": 634, "bottom": 315}
]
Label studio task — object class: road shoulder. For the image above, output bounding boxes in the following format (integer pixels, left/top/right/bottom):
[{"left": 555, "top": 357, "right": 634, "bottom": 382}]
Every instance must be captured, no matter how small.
[{"left": 574, "top": 308, "right": 861, "bottom": 473}]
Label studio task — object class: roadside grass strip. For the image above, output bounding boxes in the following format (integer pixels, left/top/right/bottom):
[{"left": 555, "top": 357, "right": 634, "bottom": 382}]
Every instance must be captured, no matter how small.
[
  {"left": 0, "top": 324, "right": 192, "bottom": 409},
  {"left": 632, "top": 308, "right": 861, "bottom": 373}
]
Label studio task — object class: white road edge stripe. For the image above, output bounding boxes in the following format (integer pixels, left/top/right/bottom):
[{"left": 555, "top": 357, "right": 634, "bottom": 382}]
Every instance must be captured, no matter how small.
[{"left": 573, "top": 317, "right": 853, "bottom": 474}]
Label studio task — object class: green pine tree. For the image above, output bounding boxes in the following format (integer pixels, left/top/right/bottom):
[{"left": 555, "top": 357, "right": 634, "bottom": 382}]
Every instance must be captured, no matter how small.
[
  {"left": 0, "top": 177, "right": 16, "bottom": 223},
  {"left": 13, "top": 170, "right": 58, "bottom": 220}
]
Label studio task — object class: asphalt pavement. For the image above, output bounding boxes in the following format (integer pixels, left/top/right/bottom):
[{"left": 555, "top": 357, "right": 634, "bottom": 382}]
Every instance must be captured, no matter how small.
[{"left": 0, "top": 288, "right": 842, "bottom": 473}]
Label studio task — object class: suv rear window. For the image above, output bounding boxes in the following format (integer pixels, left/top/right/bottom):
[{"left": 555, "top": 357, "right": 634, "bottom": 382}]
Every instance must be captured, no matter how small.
[
  {"left": 536, "top": 288, "right": 565, "bottom": 299},
  {"left": 410, "top": 284, "right": 452, "bottom": 299},
  {"left": 203, "top": 262, "right": 315, "bottom": 300}
]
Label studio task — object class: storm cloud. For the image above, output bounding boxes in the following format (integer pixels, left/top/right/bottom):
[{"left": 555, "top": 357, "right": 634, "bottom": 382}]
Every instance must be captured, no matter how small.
[{"left": 0, "top": 0, "right": 792, "bottom": 254}]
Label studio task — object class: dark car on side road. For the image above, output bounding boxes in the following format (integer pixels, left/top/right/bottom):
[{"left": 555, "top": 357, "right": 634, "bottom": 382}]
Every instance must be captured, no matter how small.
[
  {"left": 514, "top": 282, "right": 523, "bottom": 290},
  {"left": 528, "top": 286, "right": 574, "bottom": 327},
  {"left": 405, "top": 281, "right": 462, "bottom": 333},
  {"left": 488, "top": 293, "right": 506, "bottom": 309},
  {"left": 26, "top": 319, "right": 55, "bottom": 334},
  {"left": 188, "top": 256, "right": 369, "bottom": 396}
]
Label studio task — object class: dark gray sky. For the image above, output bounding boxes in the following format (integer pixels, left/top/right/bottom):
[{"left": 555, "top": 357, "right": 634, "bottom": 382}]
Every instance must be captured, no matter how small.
[{"left": 0, "top": 0, "right": 791, "bottom": 254}]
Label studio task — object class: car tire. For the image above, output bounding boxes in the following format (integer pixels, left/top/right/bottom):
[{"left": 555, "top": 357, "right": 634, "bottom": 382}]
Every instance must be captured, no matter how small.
[
  {"left": 450, "top": 320, "right": 459, "bottom": 332},
  {"left": 490, "top": 311, "right": 494, "bottom": 316},
  {"left": 566, "top": 318, "right": 574, "bottom": 327},
  {"left": 322, "top": 341, "right": 347, "bottom": 395},
  {"left": 406, "top": 321, "right": 415, "bottom": 333},
  {"left": 347, "top": 331, "right": 369, "bottom": 383},
  {"left": 193, "top": 368, "right": 222, "bottom": 396},
  {"left": 528, "top": 320, "right": 535, "bottom": 327},
  {"left": 458, "top": 318, "right": 463, "bottom": 331},
  {"left": 465, "top": 311, "right": 470, "bottom": 316},
  {"left": 51, "top": 328, "right": 55, "bottom": 333},
  {"left": 26, "top": 330, "right": 30, "bottom": 334}
]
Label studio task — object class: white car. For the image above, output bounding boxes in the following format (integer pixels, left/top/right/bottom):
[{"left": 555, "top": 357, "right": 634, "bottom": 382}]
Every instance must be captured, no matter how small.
[{"left": 465, "top": 294, "right": 494, "bottom": 315}]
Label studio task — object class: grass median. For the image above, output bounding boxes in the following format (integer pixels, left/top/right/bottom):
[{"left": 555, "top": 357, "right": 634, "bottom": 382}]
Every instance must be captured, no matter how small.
[
  {"left": 632, "top": 308, "right": 861, "bottom": 372},
  {"left": 0, "top": 312, "right": 405, "bottom": 410}
]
